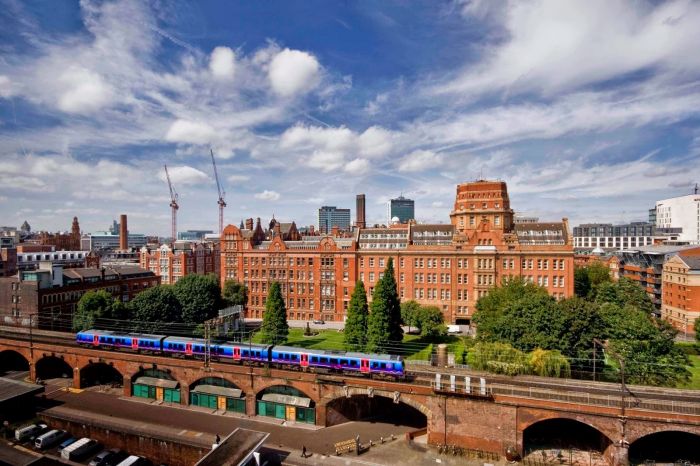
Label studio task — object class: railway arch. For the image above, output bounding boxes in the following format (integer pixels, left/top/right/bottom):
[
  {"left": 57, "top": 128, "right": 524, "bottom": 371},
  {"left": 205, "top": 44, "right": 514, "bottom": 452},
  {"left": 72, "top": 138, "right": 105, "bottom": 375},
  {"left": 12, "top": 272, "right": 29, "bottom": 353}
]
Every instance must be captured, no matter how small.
[
  {"left": 629, "top": 430, "right": 700, "bottom": 464},
  {"left": 0, "top": 349, "right": 29, "bottom": 374}
]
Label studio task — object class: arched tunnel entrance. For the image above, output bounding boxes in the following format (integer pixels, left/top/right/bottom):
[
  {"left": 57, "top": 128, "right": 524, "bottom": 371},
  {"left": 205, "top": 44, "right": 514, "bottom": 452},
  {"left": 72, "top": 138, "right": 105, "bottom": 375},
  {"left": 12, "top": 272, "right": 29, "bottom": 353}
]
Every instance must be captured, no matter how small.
[
  {"left": 326, "top": 395, "right": 427, "bottom": 429},
  {"left": 523, "top": 419, "right": 611, "bottom": 464},
  {"left": 35, "top": 356, "right": 72, "bottom": 381},
  {"left": 80, "top": 362, "right": 123, "bottom": 388},
  {"left": 629, "top": 431, "right": 700, "bottom": 464},
  {"left": 0, "top": 350, "right": 29, "bottom": 375}
]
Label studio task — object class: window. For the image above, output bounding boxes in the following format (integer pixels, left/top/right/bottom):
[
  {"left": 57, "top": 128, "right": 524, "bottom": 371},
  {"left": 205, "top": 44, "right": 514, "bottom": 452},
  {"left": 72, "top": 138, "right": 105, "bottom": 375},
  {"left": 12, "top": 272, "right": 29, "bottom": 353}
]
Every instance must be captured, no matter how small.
[{"left": 379, "top": 258, "right": 385, "bottom": 267}]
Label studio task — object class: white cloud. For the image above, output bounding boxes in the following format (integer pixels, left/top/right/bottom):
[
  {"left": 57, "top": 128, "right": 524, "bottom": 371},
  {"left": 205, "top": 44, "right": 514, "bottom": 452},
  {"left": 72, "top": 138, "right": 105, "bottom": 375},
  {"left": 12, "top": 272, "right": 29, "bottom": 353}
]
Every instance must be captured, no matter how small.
[
  {"left": 165, "top": 119, "right": 217, "bottom": 144},
  {"left": 255, "top": 190, "right": 280, "bottom": 201},
  {"left": 307, "top": 150, "right": 345, "bottom": 172},
  {"left": 268, "top": 48, "right": 320, "bottom": 97},
  {"left": 227, "top": 174, "right": 250, "bottom": 183},
  {"left": 0, "top": 75, "right": 14, "bottom": 98},
  {"left": 57, "top": 66, "right": 113, "bottom": 113},
  {"left": 159, "top": 165, "right": 210, "bottom": 186},
  {"left": 344, "top": 158, "right": 370, "bottom": 175},
  {"left": 398, "top": 150, "right": 443, "bottom": 172},
  {"left": 209, "top": 46, "right": 236, "bottom": 80},
  {"left": 358, "top": 126, "right": 393, "bottom": 158},
  {"left": 431, "top": 201, "right": 444, "bottom": 208},
  {"left": 435, "top": 0, "right": 700, "bottom": 97}
]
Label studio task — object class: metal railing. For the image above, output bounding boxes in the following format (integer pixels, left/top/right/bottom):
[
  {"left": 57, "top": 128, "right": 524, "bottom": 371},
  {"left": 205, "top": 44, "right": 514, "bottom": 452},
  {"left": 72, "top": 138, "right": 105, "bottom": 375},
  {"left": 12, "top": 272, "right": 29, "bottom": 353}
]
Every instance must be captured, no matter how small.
[{"left": 491, "top": 384, "right": 700, "bottom": 415}]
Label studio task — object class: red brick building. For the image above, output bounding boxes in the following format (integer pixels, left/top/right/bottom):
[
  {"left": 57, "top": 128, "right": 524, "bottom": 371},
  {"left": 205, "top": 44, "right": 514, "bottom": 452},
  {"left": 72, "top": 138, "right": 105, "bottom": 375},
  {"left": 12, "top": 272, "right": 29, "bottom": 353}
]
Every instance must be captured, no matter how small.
[
  {"left": 220, "top": 180, "right": 574, "bottom": 324},
  {"left": 0, "top": 264, "right": 160, "bottom": 330},
  {"left": 34, "top": 216, "right": 82, "bottom": 251},
  {"left": 662, "top": 252, "right": 700, "bottom": 335},
  {"left": 139, "top": 241, "right": 220, "bottom": 285}
]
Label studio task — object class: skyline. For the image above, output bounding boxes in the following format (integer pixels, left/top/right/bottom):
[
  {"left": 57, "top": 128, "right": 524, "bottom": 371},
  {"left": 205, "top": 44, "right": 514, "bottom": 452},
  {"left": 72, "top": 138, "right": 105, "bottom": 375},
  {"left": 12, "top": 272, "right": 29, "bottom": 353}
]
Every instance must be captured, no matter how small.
[{"left": 2, "top": 0, "right": 700, "bottom": 235}]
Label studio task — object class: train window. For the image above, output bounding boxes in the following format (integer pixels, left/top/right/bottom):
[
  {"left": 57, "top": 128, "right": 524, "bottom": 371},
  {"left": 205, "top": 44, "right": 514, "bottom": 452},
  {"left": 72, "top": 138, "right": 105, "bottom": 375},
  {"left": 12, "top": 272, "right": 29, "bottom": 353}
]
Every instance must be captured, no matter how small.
[
  {"left": 380, "top": 363, "right": 386, "bottom": 369},
  {"left": 330, "top": 358, "right": 338, "bottom": 365},
  {"left": 311, "top": 356, "right": 318, "bottom": 363},
  {"left": 340, "top": 359, "right": 347, "bottom": 366},
  {"left": 284, "top": 354, "right": 290, "bottom": 360},
  {"left": 242, "top": 350, "right": 249, "bottom": 356},
  {"left": 292, "top": 355, "right": 298, "bottom": 361}
]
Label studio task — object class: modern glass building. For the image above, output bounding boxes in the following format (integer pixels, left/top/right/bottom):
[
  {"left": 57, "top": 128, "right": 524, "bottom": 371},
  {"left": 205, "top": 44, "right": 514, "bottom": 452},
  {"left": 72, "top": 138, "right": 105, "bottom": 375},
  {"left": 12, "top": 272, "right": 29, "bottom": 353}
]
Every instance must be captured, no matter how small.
[
  {"left": 318, "top": 206, "right": 351, "bottom": 233},
  {"left": 389, "top": 196, "right": 415, "bottom": 224}
]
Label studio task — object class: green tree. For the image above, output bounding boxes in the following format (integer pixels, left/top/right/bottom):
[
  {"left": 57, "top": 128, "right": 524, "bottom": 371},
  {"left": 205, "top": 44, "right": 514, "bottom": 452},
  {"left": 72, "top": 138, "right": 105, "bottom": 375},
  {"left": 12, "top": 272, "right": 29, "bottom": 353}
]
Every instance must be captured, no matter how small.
[
  {"left": 173, "top": 274, "right": 223, "bottom": 324},
  {"left": 222, "top": 279, "right": 248, "bottom": 307},
  {"left": 259, "top": 282, "right": 289, "bottom": 345},
  {"left": 557, "top": 297, "right": 605, "bottom": 363},
  {"left": 400, "top": 300, "right": 422, "bottom": 334},
  {"left": 574, "top": 267, "right": 591, "bottom": 298},
  {"left": 587, "top": 262, "right": 612, "bottom": 288},
  {"left": 695, "top": 318, "right": 700, "bottom": 345},
  {"left": 417, "top": 305, "right": 447, "bottom": 339},
  {"left": 529, "top": 349, "right": 571, "bottom": 378},
  {"left": 344, "top": 281, "right": 369, "bottom": 350},
  {"left": 128, "top": 285, "right": 182, "bottom": 331},
  {"left": 473, "top": 277, "right": 551, "bottom": 342},
  {"left": 73, "top": 290, "right": 117, "bottom": 331},
  {"left": 366, "top": 258, "right": 403, "bottom": 352},
  {"left": 467, "top": 342, "right": 530, "bottom": 376}
]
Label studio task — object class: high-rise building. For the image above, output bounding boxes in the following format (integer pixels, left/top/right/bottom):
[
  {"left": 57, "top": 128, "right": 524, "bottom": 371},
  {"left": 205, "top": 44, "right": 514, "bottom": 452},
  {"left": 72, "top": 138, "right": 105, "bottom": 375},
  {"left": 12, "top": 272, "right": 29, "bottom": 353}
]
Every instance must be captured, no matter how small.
[
  {"left": 388, "top": 196, "right": 415, "bottom": 224},
  {"left": 656, "top": 187, "right": 700, "bottom": 244},
  {"left": 356, "top": 194, "right": 366, "bottom": 229},
  {"left": 318, "top": 206, "right": 351, "bottom": 233},
  {"left": 221, "top": 180, "right": 574, "bottom": 325}
]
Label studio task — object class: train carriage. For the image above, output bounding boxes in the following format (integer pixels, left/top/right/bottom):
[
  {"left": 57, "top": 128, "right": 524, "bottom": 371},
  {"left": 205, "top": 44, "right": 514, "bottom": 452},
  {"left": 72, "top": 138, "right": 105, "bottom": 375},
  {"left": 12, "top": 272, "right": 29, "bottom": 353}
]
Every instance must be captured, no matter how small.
[
  {"left": 76, "top": 330, "right": 166, "bottom": 352},
  {"left": 214, "top": 342, "right": 271, "bottom": 363},
  {"left": 270, "top": 346, "right": 304, "bottom": 367},
  {"left": 162, "top": 336, "right": 208, "bottom": 358}
]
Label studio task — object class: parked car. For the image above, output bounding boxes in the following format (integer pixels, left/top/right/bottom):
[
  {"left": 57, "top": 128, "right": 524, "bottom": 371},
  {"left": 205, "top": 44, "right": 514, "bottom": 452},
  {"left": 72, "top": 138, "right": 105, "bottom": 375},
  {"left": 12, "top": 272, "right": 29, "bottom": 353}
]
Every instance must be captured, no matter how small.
[
  {"left": 90, "top": 448, "right": 128, "bottom": 466},
  {"left": 116, "top": 455, "right": 150, "bottom": 466},
  {"left": 61, "top": 437, "right": 101, "bottom": 461},
  {"left": 15, "top": 423, "right": 48, "bottom": 442},
  {"left": 312, "top": 319, "right": 325, "bottom": 324},
  {"left": 35, "top": 429, "right": 68, "bottom": 449}
]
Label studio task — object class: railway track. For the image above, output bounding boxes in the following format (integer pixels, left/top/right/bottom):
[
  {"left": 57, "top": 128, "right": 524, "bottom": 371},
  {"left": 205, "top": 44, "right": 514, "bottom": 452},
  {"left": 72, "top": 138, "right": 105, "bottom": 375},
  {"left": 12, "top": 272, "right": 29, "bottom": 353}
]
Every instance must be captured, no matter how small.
[{"left": 2, "top": 325, "right": 699, "bottom": 410}]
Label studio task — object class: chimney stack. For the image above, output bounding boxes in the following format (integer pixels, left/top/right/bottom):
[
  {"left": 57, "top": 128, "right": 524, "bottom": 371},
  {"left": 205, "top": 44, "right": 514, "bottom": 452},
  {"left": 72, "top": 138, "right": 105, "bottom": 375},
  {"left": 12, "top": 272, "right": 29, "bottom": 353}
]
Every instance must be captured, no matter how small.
[
  {"left": 245, "top": 218, "right": 254, "bottom": 230},
  {"left": 356, "top": 194, "right": 366, "bottom": 229},
  {"left": 119, "top": 214, "right": 128, "bottom": 250}
]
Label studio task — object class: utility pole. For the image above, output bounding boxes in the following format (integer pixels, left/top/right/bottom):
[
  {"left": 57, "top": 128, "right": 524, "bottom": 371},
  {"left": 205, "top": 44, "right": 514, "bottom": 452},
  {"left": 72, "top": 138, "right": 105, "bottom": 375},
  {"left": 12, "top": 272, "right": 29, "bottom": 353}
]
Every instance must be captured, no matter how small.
[
  {"left": 210, "top": 149, "right": 226, "bottom": 236},
  {"left": 164, "top": 165, "right": 179, "bottom": 244}
]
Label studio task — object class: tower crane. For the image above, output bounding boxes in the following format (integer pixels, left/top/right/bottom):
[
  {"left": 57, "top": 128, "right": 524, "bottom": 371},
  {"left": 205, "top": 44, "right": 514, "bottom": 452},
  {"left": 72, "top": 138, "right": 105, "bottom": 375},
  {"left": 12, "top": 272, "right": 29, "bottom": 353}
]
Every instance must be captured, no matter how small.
[
  {"left": 164, "top": 164, "right": 179, "bottom": 242},
  {"left": 210, "top": 149, "right": 226, "bottom": 235}
]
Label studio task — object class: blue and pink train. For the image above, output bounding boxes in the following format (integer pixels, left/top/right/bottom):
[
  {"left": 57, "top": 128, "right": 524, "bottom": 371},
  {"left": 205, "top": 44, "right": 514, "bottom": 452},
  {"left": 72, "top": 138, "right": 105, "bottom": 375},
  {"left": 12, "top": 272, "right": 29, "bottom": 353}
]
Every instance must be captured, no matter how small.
[{"left": 76, "top": 329, "right": 404, "bottom": 378}]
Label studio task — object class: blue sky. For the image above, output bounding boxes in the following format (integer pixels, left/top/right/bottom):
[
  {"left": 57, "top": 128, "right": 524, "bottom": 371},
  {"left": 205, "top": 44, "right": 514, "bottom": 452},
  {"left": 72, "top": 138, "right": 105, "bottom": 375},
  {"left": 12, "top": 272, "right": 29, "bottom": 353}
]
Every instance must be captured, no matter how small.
[{"left": 1, "top": 0, "right": 700, "bottom": 236}]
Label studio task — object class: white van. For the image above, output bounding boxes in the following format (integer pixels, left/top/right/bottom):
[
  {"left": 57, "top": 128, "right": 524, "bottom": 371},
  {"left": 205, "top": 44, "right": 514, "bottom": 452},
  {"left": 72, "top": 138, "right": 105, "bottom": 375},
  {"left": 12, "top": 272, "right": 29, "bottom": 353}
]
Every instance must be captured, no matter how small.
[
  {"left": 15, "top": 423, "right": 47, "bottom": 442},
  {"left": 116, "top": 455, "right": 148, "bottom": 466},
  {"left": 61, "top": 437, "right": 91, "bottom": 460},
  {"left": 34, "top": 429, "right": 66, "bottom": 449}
]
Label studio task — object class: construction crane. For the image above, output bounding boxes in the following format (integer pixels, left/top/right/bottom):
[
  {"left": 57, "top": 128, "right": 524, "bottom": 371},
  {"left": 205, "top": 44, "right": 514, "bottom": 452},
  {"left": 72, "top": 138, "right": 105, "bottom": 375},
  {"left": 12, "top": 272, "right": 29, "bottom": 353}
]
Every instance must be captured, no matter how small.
[
  {"left": 164, "top": 164, "right": 179, "bottom": 242},
  {"left": 210, "top": 149, "right": 226, "bottom": 235}
]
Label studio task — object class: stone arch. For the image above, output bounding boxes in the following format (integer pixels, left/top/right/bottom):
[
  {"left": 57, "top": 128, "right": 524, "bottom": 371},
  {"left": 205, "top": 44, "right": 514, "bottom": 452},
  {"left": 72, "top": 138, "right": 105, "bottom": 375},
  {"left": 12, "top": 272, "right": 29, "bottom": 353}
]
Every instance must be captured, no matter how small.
[
  {"left": 519, "top": 411, "right": 617, "bottom": 442},
  {"left": 628, "top": 430, "right": 700, "bottom": 464},
  {"left": 256, "top": 384, "right": 317, "bottom": 424},
  {"left": 522, "top": 417, "right": 612, "bottom": 459},
  {"left": 35, "top": 355, "right": 73, "bottom": 381},
  {"left": 324, "top": 389, "right": 428, "bottom": 429},
  {"left": 79, "top": 361, "right": 123, "bottom": 388},
  {"left": 0, "top": 349, "right": 30, "bottom": 374},
  {"left": 254, "top": 380, "right": 320, "bottom": 405},
  {"left": 129, "top": 367, "right": 180, "bottom": 384},
  {"left": 189, "top": 376, "right": 247, "bottom": 413},
  {"left": 323, "top": 386, "right": 432, "bottom": 419}
]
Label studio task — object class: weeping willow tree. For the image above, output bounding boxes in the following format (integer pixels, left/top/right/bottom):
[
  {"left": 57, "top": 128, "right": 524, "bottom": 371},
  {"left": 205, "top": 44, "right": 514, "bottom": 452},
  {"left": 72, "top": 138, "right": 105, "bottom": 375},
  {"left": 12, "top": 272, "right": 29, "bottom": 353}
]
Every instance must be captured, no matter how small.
[
  {"left": 529, "top": 349, "right": 571, "bottom": 378},
  {"left": 467, "top": 342, "right": 530, "bottom": 376}
]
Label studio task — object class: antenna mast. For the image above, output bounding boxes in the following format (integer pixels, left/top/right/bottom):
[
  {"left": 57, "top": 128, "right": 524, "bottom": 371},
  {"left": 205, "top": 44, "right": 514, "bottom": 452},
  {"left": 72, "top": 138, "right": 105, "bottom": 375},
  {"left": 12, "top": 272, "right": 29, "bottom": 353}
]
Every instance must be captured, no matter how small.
[
  {"left": 164, "top": 164, "right": 179, "bottom": 243},
  {"left": 210, "top": 149, "right": 226, "bottom": 235}
]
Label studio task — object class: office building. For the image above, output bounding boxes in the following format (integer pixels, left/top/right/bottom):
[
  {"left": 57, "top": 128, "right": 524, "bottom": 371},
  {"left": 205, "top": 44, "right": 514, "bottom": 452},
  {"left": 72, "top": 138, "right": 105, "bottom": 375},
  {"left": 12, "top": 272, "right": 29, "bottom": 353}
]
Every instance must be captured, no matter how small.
[
  {"left": 178, "top": 230, "right": 214, "bottom": 241},
  {"left": 388, "top": 196, "right": 415, "bottom": 224},
  {"left": 573, "top": 222, "right": 656, "bottom": 252},
  {"left": 0, "top": 263, "right": 159, "bottom": 330},
  {"left": 318, "top": 206, "right": 351, "bottom": 233},
  {"left": 656, "top": 188, "right": 700, "bottom": 245},
  {"left": 221, "top": 180, "right": 574, "bottom": 324}
]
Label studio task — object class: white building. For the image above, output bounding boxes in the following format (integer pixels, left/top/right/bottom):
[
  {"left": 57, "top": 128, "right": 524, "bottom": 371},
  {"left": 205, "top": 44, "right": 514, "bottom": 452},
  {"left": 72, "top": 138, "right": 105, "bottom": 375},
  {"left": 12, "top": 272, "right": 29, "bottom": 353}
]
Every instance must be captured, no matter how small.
[
  {"left": 81, "top": 232, "right": 148, "bottom": 251},
  {"left": 656, "top": 192, "right": 700, "bottom": 245}
]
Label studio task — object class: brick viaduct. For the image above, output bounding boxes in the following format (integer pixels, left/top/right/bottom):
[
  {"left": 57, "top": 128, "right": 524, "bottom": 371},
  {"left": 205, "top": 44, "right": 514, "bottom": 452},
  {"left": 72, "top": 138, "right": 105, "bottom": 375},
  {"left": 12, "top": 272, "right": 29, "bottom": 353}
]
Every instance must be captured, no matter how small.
[{"left": 2, "top": 338, "right": 699, "bottom": 466}]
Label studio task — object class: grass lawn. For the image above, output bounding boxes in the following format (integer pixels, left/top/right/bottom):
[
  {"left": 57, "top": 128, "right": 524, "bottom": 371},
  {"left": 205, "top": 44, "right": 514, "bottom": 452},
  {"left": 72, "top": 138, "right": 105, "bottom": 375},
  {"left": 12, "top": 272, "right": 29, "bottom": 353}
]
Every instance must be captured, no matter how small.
[
  {"left": 678, "top": 355, "right": 700, "bottom": 390},
  {"left": 250, "top": 326, "right": 470, "bottom": 361}
]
